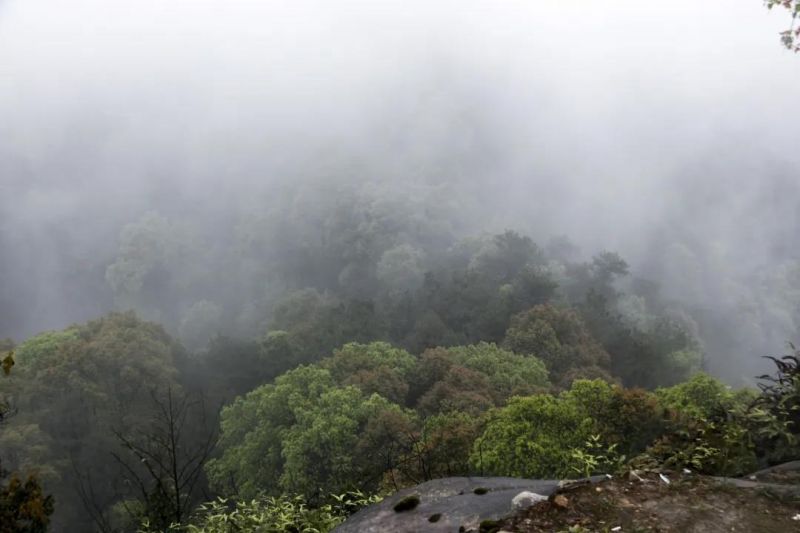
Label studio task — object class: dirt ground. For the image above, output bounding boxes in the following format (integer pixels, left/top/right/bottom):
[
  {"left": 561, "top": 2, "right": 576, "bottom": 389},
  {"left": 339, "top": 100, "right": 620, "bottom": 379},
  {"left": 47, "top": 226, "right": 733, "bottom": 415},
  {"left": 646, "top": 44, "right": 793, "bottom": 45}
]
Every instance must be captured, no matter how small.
[{"left": 494, "top": 471, "right": 800, "bottom": 533}]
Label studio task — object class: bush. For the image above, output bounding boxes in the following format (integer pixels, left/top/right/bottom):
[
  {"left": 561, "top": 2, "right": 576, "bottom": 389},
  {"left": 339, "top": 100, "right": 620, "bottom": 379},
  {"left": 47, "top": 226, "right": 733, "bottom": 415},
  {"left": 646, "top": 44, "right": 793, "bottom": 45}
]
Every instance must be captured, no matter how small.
[
  {"left": 637, "top": 374, "right": 758, "bottom": 476},
  {"left": 139, "top": 491, "right": 381, "bottom": 533},
  {"left": 655, "top": 373, "right": 737, "bottom": 420},
  {"left": 747, "top": 348, "right": 800, "bottom": 463},
  {"left": 562, "top": 380, "right": 668, "bottom": 456},
  {"left": 470, "top": 395, "right": 593, "bottom": 478}
]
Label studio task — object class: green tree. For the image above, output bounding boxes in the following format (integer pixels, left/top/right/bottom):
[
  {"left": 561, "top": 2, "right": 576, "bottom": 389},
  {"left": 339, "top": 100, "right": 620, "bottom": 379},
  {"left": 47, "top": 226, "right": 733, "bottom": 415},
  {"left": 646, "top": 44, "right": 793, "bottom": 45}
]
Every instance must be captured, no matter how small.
[
  {"left": 560, "top": 252, "right": 628, "bottom": 305},
  {"left": 415, "top": 365, "right": 496, "bottom": 417},
  {"left": 445, "top": 342, "right": 550, "bottom": 402},
  {"left": 6, "top": 312, "right": 185, "bottom": 531},
  {"left": 642, "top": 374, "right": 759, "bottom": 476},
  {"left": 105, "top": 212, "right": 206, "bottom": 326},
  {"left": 655, "top": 373, "right": 738, "bottom": 419},
  {"left": 376, "top": 244, "right": 426, "bottom": 293},
  {"left": 270, "top": 289, "right": 386, "bottom": 360},
  {"left": 178, "top": 301, "right": 222, "bottom": 352},
  {"left": 207, "top": 365, "right": 415, "bottom": 500},
  {"left": 469, "top": 231, "right": 544, "bottom": 284},
  {"left": 280, "top": 388, "right": 403, "bottom": 497},
  {"left": 503, "top": 304, "right": 611, "bottom": 387},
  {"left": 0, "top": 469, "right": 55, "bottom": 533},
  {"left": 471, "top": 395, "right": 593, "bottom": 478},
  {"left": 206, "top": 366, "right": 337, "bottom": 498},
  {"left": 189, "top": 336, "right": 267, "bottom": 405},
  {"left": 321, "top": 342, "right": 416, "bottom": 405},
  {"left": 560, "top": 379, "right": 667, "bottom": 457},
  {"left": 109, "top": 388, "right": 216, "bottom": 530},
  {"left": 418, "top": 412, "right": 482, "bottom": 479},
  {"left": 0, "top": 352, "right": 55, "bottom": 533},
  {"left": 409, "top": 344, "right": 550, "bottom": 415}
]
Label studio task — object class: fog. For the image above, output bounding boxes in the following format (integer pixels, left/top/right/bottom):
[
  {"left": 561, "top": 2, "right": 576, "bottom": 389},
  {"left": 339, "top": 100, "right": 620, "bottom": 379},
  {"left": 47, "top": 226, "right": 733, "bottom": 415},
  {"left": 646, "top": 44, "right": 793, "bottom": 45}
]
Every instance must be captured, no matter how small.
[{"left": 1, "top": 0, "right": 799, "bottom": 383}]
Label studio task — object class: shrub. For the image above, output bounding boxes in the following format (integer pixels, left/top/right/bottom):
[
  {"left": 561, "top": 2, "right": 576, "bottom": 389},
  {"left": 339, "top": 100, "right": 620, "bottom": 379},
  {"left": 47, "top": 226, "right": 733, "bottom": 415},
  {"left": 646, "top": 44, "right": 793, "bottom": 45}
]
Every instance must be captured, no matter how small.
[
  {"left": 139, "top": 492, "right": 381, "bottom": 533},
  {"left": 750, "top": 348, "right": 800, "bottom": 462},
  {"left": 639, "top": 374, "right": 758, "bottom": 476},
  {"left": 470, "top": 395, "right": 592, "bottom": 478}
]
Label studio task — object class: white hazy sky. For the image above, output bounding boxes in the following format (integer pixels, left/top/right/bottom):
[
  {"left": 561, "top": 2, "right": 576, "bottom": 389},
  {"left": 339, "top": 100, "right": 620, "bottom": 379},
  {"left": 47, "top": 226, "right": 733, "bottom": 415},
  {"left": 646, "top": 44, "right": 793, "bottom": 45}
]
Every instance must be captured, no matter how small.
[
  {"left": 0, "top": 0, "right": 795, "bottom": 146},
  {"left": 1, "top": 1, "right": 798, "bottom": 378},
  {"left": 0, "top": 1, "right": 797, "bottom": 233}
]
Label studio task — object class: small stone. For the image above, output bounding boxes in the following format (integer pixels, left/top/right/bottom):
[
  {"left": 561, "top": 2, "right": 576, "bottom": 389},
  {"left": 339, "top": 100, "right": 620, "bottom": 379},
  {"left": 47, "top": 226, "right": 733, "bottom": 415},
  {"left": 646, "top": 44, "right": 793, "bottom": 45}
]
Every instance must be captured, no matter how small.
[
  {"left": 553, "top": 494, "right": 569, "bottom": 508},
  {"left": 595, "top": 486, "right": 603, "bottom": 492},
  {"left": 629, "top": 470, "right": 645, "bottom": 482},
  {"left": 511, "top": 491, "right": 547, "bottom": 509}
]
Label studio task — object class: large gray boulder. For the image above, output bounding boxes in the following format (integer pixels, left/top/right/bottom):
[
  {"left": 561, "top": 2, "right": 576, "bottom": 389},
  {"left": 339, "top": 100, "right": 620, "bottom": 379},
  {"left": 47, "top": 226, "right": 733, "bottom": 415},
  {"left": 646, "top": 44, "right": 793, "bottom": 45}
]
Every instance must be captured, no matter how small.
[{"left": 334, "top": 476, "right": 600, "bottom": 533}]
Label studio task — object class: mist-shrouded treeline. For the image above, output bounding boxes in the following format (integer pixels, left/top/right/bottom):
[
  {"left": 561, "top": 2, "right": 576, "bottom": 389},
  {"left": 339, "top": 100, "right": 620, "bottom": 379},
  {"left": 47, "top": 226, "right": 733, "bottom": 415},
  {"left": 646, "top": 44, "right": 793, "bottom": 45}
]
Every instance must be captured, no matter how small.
[
  {"left": 2, "top": 1, "right": 800, "bottom": 531},
  {"left": 1, "top": 0, "right": 799, "bottom": 383}
]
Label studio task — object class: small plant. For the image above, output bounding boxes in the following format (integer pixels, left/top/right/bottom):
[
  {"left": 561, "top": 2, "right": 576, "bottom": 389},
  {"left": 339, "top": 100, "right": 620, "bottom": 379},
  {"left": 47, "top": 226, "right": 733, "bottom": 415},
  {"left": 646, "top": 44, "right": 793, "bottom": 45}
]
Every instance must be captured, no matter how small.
[
  {"left": 556, "top": 526, "right": 591, "bottom": 533},
  {"left": 138, "top": 491, "right": 382, "bottom": 533},
  {"left": 569, "top": 448, "right": 599, "bottom": 478},
  {"left": 569, "top": 434, "right": 626, "bottom": 478},
  {"left": 751, "top": 347, "right": 800, "bottom": 462},
  {"left": 635, "top": 412, "right": 758, "bottom": 477},
  {"left": 330, "top": 490, "right": 382, "bottom": 517}
]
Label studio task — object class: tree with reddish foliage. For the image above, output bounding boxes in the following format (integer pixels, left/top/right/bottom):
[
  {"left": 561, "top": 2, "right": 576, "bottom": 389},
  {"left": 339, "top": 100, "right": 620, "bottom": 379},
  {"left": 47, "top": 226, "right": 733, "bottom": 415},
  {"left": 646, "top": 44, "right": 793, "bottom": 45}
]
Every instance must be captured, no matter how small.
[
  {"left": 0, "top": 352, "right": 54, "bottom": 533},
  {"left": 0, "top": 469, "right": 55, "bottom": 533}
]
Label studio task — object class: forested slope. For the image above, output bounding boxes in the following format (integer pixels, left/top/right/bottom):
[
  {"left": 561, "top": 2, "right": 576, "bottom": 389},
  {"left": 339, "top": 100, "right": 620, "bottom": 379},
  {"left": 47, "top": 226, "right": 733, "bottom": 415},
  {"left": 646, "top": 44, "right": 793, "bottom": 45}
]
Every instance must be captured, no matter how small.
[{"left": 2, "top": 219, "right": 800, "bottom": 531}]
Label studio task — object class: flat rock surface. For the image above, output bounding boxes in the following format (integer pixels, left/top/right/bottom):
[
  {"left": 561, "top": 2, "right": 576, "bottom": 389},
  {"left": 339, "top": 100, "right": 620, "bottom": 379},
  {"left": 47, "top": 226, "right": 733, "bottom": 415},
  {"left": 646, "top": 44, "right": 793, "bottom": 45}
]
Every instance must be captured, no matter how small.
[
  {"left": 741, "top": 460, "right": 800, "bottom": 486},
  {"left": 499, "top": 469, "right": 800, "bottom": 532},
  {"left": 333, "top": 476, "right": 600, "bottom": 533}
]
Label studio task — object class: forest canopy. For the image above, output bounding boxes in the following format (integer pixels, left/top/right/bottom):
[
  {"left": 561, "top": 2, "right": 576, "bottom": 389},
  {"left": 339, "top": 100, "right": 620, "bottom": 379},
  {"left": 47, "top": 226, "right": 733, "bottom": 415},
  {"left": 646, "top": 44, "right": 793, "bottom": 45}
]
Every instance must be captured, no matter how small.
[
  {"left": 1, "top": 219, "right": 795, "bottom": 531},
  {"left": 1, "top": 1, "right": 800, "bottom": 532}
]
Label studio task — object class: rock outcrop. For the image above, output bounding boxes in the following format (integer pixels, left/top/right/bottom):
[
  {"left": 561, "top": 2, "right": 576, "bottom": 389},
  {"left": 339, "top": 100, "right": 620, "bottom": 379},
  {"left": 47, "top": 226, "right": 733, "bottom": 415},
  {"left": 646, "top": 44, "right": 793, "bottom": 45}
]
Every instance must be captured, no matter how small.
[{"left": 333, "top": 476, "right": 602, "bottom": 533}]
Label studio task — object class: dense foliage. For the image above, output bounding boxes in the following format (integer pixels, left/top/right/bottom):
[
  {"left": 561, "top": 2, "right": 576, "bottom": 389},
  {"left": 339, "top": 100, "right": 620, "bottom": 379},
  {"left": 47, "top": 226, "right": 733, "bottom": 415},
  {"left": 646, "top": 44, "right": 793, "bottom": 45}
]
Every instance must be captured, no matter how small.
[
  {"left": 206, "top": 341, "right": 550, "bottom": 500},
  {"left": 137, "top": 492, "right": 381, "bottom": 533},
  {"left": 1, "top": 349, "right": 55, "bottom": 533},
  {"left": 0, "top": 470, "right": 54, "bottom": 533},
  {"left": 0, "top": 314, "right": 188, "bottom": 530},
  {"left": 1, "top": 5, "right": 798, "bottom": 532},
  {"left": 2, "top": 223, "right": 798, "bottom": 532}
]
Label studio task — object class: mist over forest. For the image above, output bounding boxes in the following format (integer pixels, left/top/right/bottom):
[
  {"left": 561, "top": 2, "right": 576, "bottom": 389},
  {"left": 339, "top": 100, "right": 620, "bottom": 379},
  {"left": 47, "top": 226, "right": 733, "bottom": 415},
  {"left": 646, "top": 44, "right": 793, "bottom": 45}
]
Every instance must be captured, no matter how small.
[
  {"left": 2, "top": 0, "right": 799, "bottom": 383},
  {"left": 2, "top": 1, "right": 800, "bottom": 531}
]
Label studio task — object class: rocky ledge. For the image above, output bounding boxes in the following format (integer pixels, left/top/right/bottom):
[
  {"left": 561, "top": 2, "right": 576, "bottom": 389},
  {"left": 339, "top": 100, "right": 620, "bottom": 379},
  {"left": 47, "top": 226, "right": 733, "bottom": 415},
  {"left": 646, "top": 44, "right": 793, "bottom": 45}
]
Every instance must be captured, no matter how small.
[
  {"left": 332, "top": 476, "right": 603, "bottom": 533},
  {"left": 335, "top": 463, "right": 800, "bottom": 533}
]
